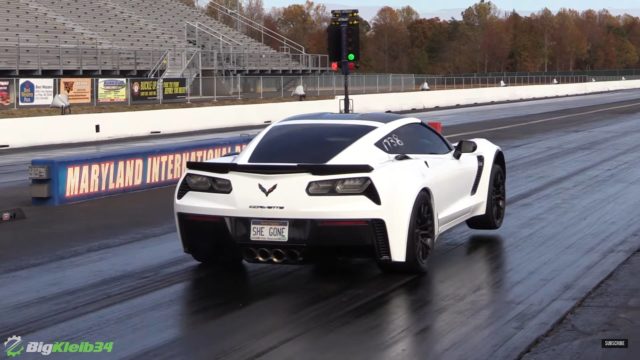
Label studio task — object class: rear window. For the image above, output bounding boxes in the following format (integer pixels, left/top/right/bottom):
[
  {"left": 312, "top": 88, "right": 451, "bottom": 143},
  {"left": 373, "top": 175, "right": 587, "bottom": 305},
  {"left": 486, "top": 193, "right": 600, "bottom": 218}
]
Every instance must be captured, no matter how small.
[{"left": 249, "top": 124, "right": 375, "bottom": 164}]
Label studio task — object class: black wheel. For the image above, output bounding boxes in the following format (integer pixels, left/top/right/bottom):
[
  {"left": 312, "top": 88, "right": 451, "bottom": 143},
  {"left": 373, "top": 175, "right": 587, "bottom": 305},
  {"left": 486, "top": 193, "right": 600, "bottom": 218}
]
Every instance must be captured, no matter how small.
[
  {"left": 379, "top": 191, "right": 434, "bottom": 274},
  {"left": 467, "top": 164, "right": 506, "bottom": 230},
  {"left": 189, "top": 238, "right": 243, "bottom": 268}
]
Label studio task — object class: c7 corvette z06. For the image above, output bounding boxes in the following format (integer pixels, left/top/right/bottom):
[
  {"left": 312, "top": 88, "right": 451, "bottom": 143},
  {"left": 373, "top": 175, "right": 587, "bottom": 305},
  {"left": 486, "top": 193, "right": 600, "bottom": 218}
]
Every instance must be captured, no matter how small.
[{"left": 174, "top": 113, "right": 506, "bottom": 273}]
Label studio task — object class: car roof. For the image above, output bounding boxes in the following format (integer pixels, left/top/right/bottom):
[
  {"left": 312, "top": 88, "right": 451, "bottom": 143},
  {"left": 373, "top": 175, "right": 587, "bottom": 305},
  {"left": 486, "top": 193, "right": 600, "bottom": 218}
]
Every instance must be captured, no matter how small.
[{"left": 281, "top": 112, "right": 406, "bottom": 124}]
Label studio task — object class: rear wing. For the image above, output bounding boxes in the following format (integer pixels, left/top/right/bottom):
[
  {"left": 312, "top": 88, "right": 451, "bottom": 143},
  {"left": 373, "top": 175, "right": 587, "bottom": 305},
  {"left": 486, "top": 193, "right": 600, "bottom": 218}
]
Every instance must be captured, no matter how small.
[{"left": 187, "top": 162, "right": 373, "bottom": 176}]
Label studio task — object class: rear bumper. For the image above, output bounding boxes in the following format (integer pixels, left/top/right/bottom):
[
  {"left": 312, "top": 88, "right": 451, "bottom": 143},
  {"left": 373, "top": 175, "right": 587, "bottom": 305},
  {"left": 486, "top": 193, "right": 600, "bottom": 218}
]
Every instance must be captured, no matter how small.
[{"left": 177, "top": 213, "right": 392, "bottom": 264}]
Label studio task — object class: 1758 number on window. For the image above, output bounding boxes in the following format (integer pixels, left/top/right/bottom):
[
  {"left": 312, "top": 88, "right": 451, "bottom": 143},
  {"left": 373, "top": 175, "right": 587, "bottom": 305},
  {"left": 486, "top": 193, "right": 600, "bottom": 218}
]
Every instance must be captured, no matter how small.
[{"left": 376, "top": 134, "right": 405, "bottom": 152}]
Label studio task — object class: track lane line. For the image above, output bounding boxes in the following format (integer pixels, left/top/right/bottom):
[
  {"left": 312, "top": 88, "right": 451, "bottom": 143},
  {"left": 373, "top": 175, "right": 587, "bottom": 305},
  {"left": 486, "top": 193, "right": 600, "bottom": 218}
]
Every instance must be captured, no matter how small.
[{"left": 444, "top": 101, "right": 640, "bottom": 138}]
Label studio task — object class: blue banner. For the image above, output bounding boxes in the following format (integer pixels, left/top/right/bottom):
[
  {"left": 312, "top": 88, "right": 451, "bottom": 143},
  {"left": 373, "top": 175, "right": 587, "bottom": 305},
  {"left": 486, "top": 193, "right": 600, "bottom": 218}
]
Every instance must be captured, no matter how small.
[
  {"left": 32, "top": 136, "right": 253, "bottom": 206},
  {"left": 19, "top": 80, "right": 35, "bottom": 104}
]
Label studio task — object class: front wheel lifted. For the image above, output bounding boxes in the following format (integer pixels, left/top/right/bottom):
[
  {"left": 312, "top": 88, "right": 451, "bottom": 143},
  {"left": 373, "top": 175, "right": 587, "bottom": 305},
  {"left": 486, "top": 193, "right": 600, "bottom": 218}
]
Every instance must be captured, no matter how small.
[
  {"left": 379, "top": 191, "right": 434, "bottom": 274},
  {"left": 467, "top": 164, "right": 506, "bottom": 230}
]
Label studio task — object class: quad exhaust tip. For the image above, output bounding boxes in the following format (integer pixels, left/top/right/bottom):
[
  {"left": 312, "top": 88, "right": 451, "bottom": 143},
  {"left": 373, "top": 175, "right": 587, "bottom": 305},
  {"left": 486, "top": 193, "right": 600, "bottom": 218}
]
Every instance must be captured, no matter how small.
[
  {"left": 256, "top": 248, "right": 273, "bottom": 262},
  {"left": 244, "top": 247, "right": 304, "bottom": 263},
  {"left": 271, "top": 249, "right": 286, "bottom": 263},
  {"left": 243, "top": 248, "right": 258, "bottom": 261}
]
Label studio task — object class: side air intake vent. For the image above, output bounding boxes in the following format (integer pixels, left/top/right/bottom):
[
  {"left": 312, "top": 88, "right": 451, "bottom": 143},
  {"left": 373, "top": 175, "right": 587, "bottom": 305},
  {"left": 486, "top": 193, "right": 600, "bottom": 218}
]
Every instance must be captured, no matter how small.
[{"left": 372, "top": 220, "right": 391, "bottom": 261}]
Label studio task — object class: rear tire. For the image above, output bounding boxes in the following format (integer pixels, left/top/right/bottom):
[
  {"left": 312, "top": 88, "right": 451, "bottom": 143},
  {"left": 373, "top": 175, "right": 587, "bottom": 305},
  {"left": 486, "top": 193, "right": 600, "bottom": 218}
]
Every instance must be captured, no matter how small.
[
  {"left": 467, "top": 164, "right": 506, "bottom": 230},
  {"left": 379, "top": 191, "right": 434, "bottom": 274},
  {"left": 189, "top": 238, "right": 243, "bottom": 269}
]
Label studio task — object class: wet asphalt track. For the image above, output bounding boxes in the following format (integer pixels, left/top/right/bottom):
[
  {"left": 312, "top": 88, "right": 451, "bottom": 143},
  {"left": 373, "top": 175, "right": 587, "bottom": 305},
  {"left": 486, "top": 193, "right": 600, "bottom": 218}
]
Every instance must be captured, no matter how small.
[{"left": 1, "top": 91, "right": 640, "bottom": 359}]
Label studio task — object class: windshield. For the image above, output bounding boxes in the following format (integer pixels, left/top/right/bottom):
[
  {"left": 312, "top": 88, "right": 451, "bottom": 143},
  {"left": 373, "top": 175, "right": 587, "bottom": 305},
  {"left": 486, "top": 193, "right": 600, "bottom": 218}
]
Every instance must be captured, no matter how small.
[{"left": 249, "top": 123, "right": 375, "bottom": 164}]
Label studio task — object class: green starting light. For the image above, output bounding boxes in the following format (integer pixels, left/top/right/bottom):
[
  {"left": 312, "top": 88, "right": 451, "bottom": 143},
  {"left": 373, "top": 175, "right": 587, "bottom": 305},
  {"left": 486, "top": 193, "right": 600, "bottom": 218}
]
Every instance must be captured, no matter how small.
[{"left": 347, "top": 53, "right": 356, "bottom": 61}]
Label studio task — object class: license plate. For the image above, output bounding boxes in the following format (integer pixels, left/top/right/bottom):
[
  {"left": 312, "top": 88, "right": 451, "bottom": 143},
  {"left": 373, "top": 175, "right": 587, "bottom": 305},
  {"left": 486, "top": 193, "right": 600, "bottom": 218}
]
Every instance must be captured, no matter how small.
[{"left": 250, "top": 220, "right": 289, "bottom": 242}]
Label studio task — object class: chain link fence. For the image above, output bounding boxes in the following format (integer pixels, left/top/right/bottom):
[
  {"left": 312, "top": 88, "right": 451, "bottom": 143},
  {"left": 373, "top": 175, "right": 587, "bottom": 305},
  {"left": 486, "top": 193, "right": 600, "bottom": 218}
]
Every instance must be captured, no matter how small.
[
  {"left": 2, "top": 73, "right": 639, "bottom": 111},
  {"left": 187, "top": 73, "right": 640, "bottom": 101}
]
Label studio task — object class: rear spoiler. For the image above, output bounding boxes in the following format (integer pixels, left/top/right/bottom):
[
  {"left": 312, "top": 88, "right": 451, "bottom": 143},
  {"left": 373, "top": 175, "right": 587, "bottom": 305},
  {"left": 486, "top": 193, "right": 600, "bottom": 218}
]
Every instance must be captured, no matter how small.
[{"left": 187, "top": 162, "right": 373, "bottom": 176}]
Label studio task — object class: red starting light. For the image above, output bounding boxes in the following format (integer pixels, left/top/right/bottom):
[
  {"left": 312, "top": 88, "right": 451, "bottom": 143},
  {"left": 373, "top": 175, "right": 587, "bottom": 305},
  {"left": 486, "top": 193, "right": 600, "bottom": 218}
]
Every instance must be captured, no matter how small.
[{"left": 330, "top": 62, "right": 357, "bottom": 72}]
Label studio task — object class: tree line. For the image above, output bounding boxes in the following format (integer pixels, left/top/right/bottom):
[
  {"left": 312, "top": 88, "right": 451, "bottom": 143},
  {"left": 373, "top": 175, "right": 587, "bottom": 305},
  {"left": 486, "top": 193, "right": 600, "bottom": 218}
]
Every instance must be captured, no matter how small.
[{"left": 184, "top": 0, "right": 640, "bottom": 74}]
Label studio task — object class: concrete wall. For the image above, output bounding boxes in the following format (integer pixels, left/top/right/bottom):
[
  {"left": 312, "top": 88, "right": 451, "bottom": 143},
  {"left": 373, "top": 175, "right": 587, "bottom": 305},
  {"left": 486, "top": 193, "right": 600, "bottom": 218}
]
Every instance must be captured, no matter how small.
[
  {"left": 353, "top": 79, "right": 640, "bottom": 112},
  {"left": 2, "top": 80, "right": 640, "bottom": 149}
]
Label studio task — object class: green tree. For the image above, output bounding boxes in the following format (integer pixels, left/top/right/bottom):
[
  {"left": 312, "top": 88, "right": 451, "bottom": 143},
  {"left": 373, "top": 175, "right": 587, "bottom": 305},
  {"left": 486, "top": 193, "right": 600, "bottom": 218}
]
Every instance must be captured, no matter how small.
[
  {"left": 532, "top": 8, "right": 555, "bottom": 71},
  {"left": 202, "top": 0, "right": 640, "bottom": 74},
  {"left": 460, "top": 1, "right": 505, "bottom": 72},
  {"left": 270, "top": 1, "right": 328, "bottom": 53},
  {"left": 552, "top": 9, "right": 588, "bottom": 71},
  {"left": 406, "top": 18, "right": 450, "bottom": 74},
  {"left": 369, "top": 7, "right": 410, "bottom": 73}
]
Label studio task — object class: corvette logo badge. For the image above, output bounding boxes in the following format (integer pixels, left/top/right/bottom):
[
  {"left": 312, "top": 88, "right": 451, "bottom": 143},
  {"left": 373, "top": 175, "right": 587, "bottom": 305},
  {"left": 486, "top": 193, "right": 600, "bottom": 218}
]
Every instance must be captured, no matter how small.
[{"left": 259, "top": 184, "right": 277, "bottom": 197}]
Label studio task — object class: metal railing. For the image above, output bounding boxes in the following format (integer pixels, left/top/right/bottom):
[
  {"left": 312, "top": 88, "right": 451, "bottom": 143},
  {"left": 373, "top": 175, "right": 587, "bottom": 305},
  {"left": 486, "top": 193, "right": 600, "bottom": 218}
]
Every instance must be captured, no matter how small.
[
  {"left": 186, "top": 21, "right": 242, "bottom": 50},
  {"left": 0, "top": 44, "right": 328, "bottom": 75},
  {"left": 181, "top": 50, "right": 202, "bottom": 89},
  {"left": 0, "top": 43, "right": 172, "bottom": 74},
  {"left": 196, "top": 51, "right": 329, "bottom": 72},
  {"left": 7, "top": 33, "right": 110, "bottom": 48},
  {"left": 206, "top": 1, "right": 306, "bottom": 55},
  {"left": 147, "top": 50, "right": 171, "bottom": 78}
]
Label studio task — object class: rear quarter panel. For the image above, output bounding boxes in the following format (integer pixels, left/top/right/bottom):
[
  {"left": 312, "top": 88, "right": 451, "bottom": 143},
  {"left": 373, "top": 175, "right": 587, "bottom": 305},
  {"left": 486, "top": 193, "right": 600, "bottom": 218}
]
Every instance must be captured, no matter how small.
[{"left": 372, "top": 160, "right": 436, "bottom": 262}]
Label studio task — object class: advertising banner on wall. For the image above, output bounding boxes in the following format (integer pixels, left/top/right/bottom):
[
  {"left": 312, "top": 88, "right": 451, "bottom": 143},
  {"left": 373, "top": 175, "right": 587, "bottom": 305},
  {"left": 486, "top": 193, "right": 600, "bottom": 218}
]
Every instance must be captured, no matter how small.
[
  {"left": 59, "top": 78, "right": 92, "bottom": 104},
  {"left": 97, "top": 79, "right": 128, "bottom": 103},
  {"left": 0, "top": 80, "right": 14, "bottom": 108},
  {"left": 162, "top": 78, "right": 187, "bottom": 100},
  {"left": 31, "top": 136, "right": 253, "bottom": 206},
  {"left": 19, "top": 79, "right": 54, "bottom": 106},
  {"left": 130, "top": 79, "right": 158, "bottom": 102}
]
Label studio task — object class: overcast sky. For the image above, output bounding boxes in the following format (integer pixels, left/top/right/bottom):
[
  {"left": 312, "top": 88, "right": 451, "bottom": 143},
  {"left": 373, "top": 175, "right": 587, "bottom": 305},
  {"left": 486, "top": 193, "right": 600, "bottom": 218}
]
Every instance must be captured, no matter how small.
[
  {"left": 262, "top": 0, "right": 638, "bottom": 12},
  {"left": 198, "top": 1, "right": 640, "bottom": 19},
  {"left": 263, "top": 1, "right": 640, "bottom": 19}
]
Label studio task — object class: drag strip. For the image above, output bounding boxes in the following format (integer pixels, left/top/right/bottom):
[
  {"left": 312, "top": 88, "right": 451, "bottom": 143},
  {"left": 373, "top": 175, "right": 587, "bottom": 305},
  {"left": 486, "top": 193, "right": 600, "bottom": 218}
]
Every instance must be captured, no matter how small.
[
  {"left": 410, "top": 88, "right": 640, "bottom": 126},
  {"left": 445, "top": 101, "right": 640, "bottom": 137},
  {"left": 2, "top": 95, "right": 640, "bottom": 359}
]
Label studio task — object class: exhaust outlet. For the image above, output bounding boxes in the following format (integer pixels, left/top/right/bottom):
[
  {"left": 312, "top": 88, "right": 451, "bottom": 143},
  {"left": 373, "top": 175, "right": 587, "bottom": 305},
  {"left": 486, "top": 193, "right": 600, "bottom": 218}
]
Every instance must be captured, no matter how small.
[
  {"left": 272, "top": 249, "right": 287, "bottom": 263},
  {"left": 287, "top": 249, "right": 302, "bottom": 262},
  {"left": 243, "top": 248, "right": 258, "bottom": 261},
  {"left": 257, "top": 248, "right": 272, "bottom": 262}
]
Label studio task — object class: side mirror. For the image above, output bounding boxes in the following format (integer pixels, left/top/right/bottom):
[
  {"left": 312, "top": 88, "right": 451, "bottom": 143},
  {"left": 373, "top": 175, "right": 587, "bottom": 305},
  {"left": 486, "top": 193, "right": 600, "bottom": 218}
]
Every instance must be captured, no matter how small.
[{"left": 453, "top": 140, "right": 477, "bottom": 159}]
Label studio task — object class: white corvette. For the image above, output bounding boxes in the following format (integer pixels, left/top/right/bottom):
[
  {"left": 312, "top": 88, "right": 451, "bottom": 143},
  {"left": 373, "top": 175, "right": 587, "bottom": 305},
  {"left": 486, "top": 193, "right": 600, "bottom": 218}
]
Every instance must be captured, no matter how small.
[{"left": 174, "top": 113, "right": 506, "bottom": 273}]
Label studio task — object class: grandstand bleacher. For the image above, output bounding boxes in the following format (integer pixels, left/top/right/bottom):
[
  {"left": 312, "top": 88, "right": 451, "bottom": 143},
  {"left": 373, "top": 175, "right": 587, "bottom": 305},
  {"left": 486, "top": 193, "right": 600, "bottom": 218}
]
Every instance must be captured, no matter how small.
[{"left": 0, "top": 0, "right": 328, "bottom": 77}]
